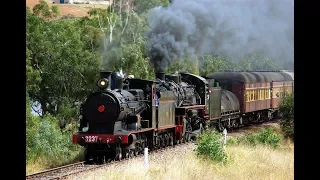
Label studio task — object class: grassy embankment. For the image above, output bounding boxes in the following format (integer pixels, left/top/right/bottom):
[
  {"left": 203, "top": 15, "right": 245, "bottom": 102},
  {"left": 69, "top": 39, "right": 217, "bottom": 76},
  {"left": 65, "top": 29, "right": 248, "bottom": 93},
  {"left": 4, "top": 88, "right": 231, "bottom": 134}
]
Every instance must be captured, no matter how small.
[{"left": 71, "top": 123, "right": 294, "bottom": 180}]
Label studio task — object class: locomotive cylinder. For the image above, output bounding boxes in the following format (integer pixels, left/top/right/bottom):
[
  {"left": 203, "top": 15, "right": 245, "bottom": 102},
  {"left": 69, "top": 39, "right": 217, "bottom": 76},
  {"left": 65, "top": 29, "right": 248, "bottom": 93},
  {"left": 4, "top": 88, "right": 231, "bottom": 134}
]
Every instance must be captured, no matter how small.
[{"left": 128, "top": 134, "right": 137, "bottom": 146}]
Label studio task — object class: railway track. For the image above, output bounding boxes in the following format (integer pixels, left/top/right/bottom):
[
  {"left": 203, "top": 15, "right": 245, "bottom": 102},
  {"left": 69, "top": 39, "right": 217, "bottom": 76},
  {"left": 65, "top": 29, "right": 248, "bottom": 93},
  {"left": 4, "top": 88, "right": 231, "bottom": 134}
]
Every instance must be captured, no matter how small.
[
  {"left": 26, "top": 161, "right": 95, "bottom": 180},
  {"left": 26, "top": 142, "right": 191, "bottom": 180}
]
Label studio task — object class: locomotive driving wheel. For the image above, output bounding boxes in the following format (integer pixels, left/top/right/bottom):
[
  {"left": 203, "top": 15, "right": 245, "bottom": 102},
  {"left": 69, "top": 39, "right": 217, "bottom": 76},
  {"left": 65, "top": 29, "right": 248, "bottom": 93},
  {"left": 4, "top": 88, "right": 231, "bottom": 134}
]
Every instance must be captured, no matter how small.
[
  {"left": 231, "top": 119, "right": 239, "bottom": 129},
  {"left": 216, "top": 122, "right": 224, "bottom": 132},
  {"left": 267, "top": 111, "right": 272, "bottom": 121},
  {"left": 115, "top": 147, "right": 122, "bottom": 161},
  {"left": 257, "top": 112, "right": 262, "bottom": 123},
  {"left": 124, "top": 149, "right": 134, "bottom": 159},
  {"left": 200, "top": 123, "right": 204, "bottom": 134},
  {"left": 185, "top": 123, "right": 192, "bottom": 142},
  {"left": 134, "top": 148, "right": 138, "bottom": 156},
  {"left": 169, "top": 134, "right": 174, "bottom": 146},
  {"left": 84, "top": 147, "right": 91, "bottom": 162},
  {"left": 140, "top": 141, "right": 146, "bottom": 154},
  {"left": 165, "top": 134, "right": 169, "bottom": 147}
]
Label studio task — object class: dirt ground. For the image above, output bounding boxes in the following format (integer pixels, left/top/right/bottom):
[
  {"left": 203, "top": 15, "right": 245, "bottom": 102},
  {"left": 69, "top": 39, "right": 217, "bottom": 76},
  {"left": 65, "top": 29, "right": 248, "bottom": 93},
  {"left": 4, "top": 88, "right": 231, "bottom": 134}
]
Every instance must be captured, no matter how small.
[{"left": 26, "top": 0, "right": 109, "bottom": 18}]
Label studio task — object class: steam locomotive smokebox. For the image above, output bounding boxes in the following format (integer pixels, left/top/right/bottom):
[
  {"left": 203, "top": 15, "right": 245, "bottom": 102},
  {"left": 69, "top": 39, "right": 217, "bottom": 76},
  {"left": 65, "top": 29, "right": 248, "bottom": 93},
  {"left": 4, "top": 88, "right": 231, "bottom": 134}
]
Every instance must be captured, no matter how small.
[
  {"left": 165, "top": 74, "right": 181, "bottom": 84},
  {"left": 100, "top": 71, "right": 112, "bottom": 89},
  {"left": 155, "top": 72, "right": 165, "bottom": 81},
  {"left": 111, "top": 72, "right": 123, "bottom": 90}
]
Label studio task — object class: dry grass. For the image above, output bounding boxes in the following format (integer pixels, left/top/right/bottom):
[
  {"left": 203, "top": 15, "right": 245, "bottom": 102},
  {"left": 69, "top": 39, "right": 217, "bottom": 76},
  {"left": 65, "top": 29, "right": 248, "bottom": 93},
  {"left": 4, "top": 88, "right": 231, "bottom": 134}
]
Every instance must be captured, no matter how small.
[
  {"left": 26, "top": 158, "right": 51, "bottom": 174},
  {"left": 26, "top": 149, "right": 84, "bottom": 175},
  {"left": 69, "top": 139, "right": 293, "bottom": 180}
]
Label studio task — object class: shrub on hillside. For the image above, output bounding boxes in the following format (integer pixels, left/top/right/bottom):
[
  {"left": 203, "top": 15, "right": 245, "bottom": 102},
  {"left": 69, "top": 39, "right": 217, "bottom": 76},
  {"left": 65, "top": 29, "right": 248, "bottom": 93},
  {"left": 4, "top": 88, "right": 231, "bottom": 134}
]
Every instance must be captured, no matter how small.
[
  {"left": 256, "top": 128, "right": 281, "bottom": 148},
  {"left": 279, "top": 94, "right": 294, "bottom": 140},
  {"left": 28, "top": 114, "right": 82, "bottom": 166},
  {"left": 227, "top": 128, "right": 281, "bottom": 148},
  {"left": 26, "top": 93, "right": 41, "bottom": 163},
  {"left": 195, "top": 130, "right": 228, "bottom": 163},
  {"left": 31, "top": 115, "right": 70, "bottom": 159}
]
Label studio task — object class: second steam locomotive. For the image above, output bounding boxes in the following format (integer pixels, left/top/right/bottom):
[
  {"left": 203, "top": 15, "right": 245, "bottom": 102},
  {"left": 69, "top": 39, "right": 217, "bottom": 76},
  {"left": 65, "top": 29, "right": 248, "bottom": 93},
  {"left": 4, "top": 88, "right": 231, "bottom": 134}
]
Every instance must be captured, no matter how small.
[{"left": 72, "top": 70, "right": 294, "bottom": 162}]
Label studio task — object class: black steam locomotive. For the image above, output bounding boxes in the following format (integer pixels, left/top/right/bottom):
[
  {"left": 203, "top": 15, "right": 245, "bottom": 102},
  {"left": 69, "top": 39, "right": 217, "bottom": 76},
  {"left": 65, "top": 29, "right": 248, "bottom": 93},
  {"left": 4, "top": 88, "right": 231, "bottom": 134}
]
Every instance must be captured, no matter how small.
[{"left": 72, "top": 70, "right": 294, "bottom": 162}]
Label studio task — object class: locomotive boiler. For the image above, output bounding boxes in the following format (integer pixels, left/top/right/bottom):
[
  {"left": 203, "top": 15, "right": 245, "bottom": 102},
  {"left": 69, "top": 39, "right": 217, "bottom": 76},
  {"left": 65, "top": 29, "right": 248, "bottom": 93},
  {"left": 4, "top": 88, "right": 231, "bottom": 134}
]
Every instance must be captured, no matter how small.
[{"left": 73, "top": 70, "right": 207, "bottom": 162}]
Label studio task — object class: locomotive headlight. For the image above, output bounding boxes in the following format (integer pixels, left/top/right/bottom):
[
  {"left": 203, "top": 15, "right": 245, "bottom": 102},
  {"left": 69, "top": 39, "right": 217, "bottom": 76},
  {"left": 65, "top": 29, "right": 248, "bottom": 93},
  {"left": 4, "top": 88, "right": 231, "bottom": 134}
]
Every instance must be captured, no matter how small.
[
  {"left": 82, "top": 123, "right": 89, "bottom": 132},
  {"left": 97, "top": 78, "right": 109, "bottom": 89},
  {"left": 82, "top": 127, "right": 89, "bottom": 132}
]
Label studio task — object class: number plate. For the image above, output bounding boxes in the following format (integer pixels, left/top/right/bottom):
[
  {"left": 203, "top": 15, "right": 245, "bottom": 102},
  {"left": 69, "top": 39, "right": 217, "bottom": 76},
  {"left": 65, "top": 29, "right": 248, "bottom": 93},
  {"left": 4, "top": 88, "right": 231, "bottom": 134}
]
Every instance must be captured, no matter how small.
[{"left": 84, "top": 136, "right": 98, "bottom": 143}]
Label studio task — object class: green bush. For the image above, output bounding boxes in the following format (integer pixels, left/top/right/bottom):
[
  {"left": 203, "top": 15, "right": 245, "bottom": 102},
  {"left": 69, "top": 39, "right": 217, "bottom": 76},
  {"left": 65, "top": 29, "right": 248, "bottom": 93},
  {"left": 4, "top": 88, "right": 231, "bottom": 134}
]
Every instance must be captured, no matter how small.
[
  {"left": 230, "top": 128, "right": 281, "bottom": 148},
  {"left": 195, "top": 130, "right": 228, "bottom": 163},
  {"left": 256, "top": 128, "right": 281, "bottom": 148},
  {"left": 27, "top": 113, "right": 83, "bottom": 166},
  {"left": 31, "top": 115, "right": 70, "bottom": 160},
  {"left": 280, "top": 120, "right": 294, "bottom": 140},
  {"left": 26, "top": 93, "right": 41, "bottom": 163},
  {"left": 279, "top": 94, "right": 294, "bottom": 140},
  {"left": 243, "top": 134, "right": 260, "bottom": 146}
]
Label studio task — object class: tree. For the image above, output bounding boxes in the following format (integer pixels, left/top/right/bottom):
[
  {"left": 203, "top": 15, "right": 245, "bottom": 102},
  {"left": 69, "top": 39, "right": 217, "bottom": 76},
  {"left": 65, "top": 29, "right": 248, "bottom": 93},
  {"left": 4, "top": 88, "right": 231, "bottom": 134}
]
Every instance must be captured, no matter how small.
[
  {"left": 26, "top": 92, "right": 40, "bottom": 162},
  {"left": 27, "top": 4, "right": 100, "bottom": 117},
  {"left": 88, "top": 8, "right": 119, "bottom": 43},
  {"left": 199, "top": 55, "right": 235, "bottom": 76},
  {"left": 237, "top": 52, "right": 279, "bottom": 71},
  {"left": 26, "top": 47, "right": 41, "bottom": 96},
  {"left": 134, "top": 0, "right": 169, "bottom": 14},
  {"left": 32, "top": 0, "right": 60, "bottom": 20}
]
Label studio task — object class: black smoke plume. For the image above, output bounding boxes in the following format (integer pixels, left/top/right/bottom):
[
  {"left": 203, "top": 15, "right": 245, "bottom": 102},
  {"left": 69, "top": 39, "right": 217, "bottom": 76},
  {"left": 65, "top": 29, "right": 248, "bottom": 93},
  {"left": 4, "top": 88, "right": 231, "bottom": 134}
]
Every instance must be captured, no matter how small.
[{"left": 145, "top": 0, "right": 294, "bottom": 72}]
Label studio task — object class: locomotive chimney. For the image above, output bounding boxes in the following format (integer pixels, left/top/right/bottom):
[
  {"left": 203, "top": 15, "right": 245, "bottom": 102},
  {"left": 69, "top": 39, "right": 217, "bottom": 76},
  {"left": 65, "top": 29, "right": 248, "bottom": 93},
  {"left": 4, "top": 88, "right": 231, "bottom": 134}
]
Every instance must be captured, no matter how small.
[
  {"left": 100, "top": 71, "right": 112, "bottom": 79},
  {"left": 155, "top": 72, "right": 165, "bottom": 81}
]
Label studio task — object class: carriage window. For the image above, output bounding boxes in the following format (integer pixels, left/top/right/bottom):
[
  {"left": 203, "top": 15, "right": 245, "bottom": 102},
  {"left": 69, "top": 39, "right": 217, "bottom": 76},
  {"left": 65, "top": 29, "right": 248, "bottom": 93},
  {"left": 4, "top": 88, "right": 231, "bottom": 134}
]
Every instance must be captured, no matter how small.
[
  {"left": 280, "top": 88, "right": 282, "bottom": 97},
  {"left": 269, "top": 89, "right": 271, "bottom": 99},
  {"left": 246, "top": 90, "right": 250, "bottom": 102},
  {"left": 265, "top": 89, "right": 267, "bottom": 99}
]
